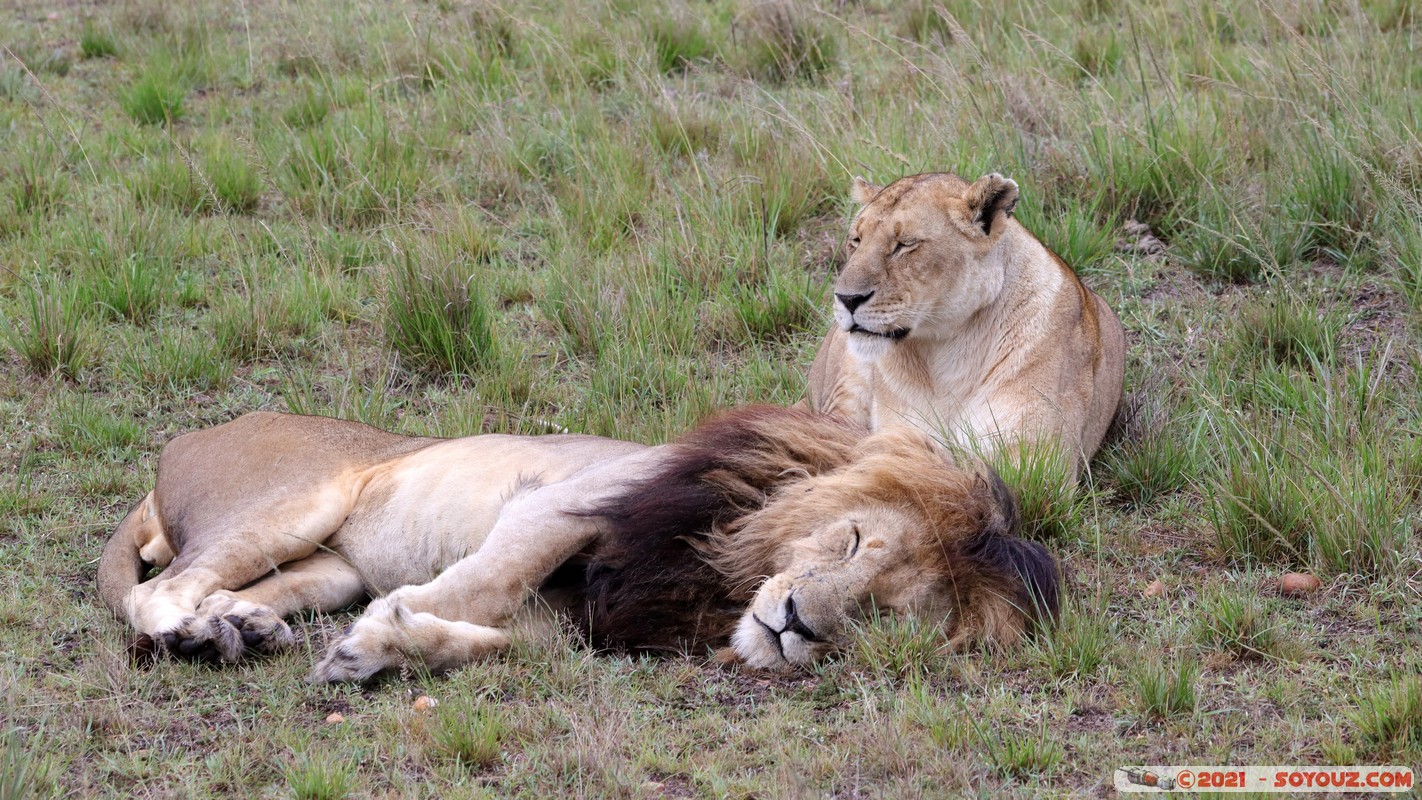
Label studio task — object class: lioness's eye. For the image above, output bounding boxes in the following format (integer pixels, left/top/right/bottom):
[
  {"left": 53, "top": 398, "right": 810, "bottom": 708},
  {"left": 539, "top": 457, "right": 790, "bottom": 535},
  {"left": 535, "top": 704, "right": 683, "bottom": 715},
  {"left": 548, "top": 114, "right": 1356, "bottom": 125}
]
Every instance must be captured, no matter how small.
[
  {"left": 846, "top": 525, "right": 860, "bottom": 558},
  {"left": 892, "top": 238, "right": 919, "bottom": 256},
  {"left": 847, "top": 235, "right": 860, "bottom": 250}
]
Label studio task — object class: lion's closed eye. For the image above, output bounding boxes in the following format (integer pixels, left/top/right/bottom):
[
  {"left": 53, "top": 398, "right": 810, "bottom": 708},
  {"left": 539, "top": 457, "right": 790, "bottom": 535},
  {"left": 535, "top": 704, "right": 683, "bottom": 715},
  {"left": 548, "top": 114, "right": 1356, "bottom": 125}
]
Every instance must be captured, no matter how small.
[
  {"left": 891, "top": 238, "right": 919, "bottom": 256},
  {"left": 845, "top": 525, "right": 860, "bottom": 559}
]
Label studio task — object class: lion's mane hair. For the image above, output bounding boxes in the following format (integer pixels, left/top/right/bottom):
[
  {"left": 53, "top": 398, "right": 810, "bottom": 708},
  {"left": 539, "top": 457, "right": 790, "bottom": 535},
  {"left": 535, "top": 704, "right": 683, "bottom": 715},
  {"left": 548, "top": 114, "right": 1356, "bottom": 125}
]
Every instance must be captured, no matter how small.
[{"left": 576, "top": 405, "right": 1060, "bottom": 654}]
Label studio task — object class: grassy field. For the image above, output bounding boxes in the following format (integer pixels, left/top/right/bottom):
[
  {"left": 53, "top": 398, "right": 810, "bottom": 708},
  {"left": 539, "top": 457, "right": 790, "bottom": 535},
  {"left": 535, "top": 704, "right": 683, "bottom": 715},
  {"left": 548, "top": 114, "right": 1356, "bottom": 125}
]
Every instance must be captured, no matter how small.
[{"left": 1, "top": 0, "right": 1420, "bottom": 796}]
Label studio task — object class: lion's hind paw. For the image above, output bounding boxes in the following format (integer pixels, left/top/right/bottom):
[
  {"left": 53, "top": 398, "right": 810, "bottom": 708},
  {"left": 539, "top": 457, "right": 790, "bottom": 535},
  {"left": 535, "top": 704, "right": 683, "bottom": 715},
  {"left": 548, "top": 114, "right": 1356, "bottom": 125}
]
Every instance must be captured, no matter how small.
[
  {"left": 155, "top": 602, "right": 295, "bottom": 664},
  {"left": 157, "top": 614, "right": 246, "bottom": 663}
]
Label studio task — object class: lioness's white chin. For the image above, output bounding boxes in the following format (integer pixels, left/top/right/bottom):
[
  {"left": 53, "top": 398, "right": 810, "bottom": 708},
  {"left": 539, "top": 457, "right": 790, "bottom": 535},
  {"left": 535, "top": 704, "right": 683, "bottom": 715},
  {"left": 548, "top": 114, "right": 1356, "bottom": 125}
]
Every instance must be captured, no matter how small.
[{"left": 846, "top": 330, "right": 900, "bottom": 361}]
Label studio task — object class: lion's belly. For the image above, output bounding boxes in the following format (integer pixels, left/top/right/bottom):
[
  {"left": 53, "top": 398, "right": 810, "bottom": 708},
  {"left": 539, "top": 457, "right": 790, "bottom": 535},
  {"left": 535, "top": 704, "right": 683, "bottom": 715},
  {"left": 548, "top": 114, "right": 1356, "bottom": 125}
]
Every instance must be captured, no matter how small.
[{"left": 329, "top": 434, "right": 644, "bottom": 593}]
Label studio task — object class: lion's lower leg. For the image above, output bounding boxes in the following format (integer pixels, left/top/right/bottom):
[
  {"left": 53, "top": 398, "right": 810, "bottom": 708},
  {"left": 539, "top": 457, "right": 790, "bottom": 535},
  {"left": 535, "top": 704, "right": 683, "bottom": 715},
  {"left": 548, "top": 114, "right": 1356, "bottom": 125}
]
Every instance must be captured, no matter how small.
[
  {"left": 175, "top": 551, "right": 368, "bottom": 662},
  {"left": 125, "top": 527, "right": 334, "bottom": 660},
  {"left": 307, "top": 596, "right": 511, "bottom": 682}
]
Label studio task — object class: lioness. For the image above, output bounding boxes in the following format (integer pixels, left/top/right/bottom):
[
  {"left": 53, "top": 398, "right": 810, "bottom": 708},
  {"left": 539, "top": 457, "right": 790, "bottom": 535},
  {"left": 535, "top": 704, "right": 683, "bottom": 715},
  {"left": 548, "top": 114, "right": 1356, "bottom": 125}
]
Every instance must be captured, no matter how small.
[
  {"left": 807, "top": 172, "right": 1126, "bottom": 478},
  {"left": 98, "top": 407, "right": 1058, "bottom": 681}
]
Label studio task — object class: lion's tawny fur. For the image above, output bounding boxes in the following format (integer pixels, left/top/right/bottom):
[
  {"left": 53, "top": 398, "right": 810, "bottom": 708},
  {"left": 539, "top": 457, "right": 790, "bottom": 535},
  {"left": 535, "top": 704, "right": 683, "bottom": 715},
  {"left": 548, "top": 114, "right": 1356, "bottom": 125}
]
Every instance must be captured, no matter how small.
[{"left": 100, "top": 406, "right": 1060, "bottom": 680}]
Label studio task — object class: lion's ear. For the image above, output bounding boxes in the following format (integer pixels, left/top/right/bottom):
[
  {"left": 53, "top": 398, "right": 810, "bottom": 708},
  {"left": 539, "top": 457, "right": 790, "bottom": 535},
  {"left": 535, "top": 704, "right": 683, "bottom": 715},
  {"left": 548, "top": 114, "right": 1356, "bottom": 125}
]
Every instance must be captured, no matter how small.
[
  {"left": 963, "top": 173, "right": 1019, "bottom": 237},
  {"left": 850, "top": 176, "right": 881, "bottom": 207},
  {"left": 975, "top": 470, "right": 1020, "bottom": 538}
]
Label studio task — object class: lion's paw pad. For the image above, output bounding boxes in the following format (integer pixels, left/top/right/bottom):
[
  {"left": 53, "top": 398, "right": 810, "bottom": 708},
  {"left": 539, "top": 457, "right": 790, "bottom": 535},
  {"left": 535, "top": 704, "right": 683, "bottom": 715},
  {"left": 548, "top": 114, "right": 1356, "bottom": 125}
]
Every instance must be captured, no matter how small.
[{"left": 157, "top": 615, "right": 244, "bottom": 663}]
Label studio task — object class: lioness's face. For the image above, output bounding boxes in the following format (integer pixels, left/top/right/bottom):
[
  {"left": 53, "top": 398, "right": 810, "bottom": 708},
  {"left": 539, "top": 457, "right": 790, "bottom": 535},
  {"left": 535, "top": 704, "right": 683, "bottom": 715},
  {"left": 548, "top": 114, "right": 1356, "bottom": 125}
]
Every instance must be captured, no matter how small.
[
  {"left": 730, "top": 504, "right": 953, "bottom": 669},
  {"left": 835, "top": 173, "right": 1019, "bottom": 360}
]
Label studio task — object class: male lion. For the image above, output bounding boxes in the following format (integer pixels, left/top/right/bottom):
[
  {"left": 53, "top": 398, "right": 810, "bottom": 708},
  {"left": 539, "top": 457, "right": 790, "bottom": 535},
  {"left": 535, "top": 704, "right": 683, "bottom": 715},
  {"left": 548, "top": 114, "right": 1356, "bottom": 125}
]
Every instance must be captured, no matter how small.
[
  {"left": 97, "top": 407, "right": 1058, "bottom": 681},
  {"left": 807, "top": 172, "right": 1126, "bottom": 478}
]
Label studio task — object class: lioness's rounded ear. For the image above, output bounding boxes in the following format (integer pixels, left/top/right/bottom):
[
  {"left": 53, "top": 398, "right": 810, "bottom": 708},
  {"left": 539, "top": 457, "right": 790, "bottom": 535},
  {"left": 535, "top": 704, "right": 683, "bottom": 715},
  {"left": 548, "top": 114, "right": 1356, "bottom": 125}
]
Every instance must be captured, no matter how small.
[
  {"left": 850, "top": 176, "right": 881, "bottom": 207},
  {"left": 963, "top": 173, "right": 1019, "bottom": 237}
]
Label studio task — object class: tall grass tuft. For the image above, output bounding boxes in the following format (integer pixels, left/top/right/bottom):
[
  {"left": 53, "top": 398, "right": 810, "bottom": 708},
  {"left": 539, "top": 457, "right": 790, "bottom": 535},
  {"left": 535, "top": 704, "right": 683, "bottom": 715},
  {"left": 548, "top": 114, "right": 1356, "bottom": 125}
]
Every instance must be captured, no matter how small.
[
  {"left": 980, "top": 720, "right": 1063, "bottom": 780},
  {"left": 52, "top": 394, "right": 145, "bottom": 455},
  {"left": 1098, "top": 390, "right": 1193, "bottom": 508},
  {"left": 901, "top": 1, "right": 953, "bottom": 43},
  {"left": 1194, "top": 589, "right": 1279, "bottom": 659},
  {"left": 851, "top": 612, "right": 950, "bottom": 682},
  {"left": 0, "top": 727, "right": 54, "bottom": 800},
  {"left": 384, "top": 251, "right": 500, "bottom": 377},
  {"left": 737, "top": 2, "right": 837, "bottom": 84},
  {"left": 80, "top": 23, "right": 120, "bottom": 59},
  {"left": 1208, "top": 427, "right": 1310, "bottom": 567},
  {"left": 992, "top": 442, "right": 1083, "bottom": 541},
  {"left": 85, "top": 254, "right": 168, "bottom": 325},
  {"left": 429, "top": 703, "right": 505, "bottom": 769},
  {"left": 1029, "top": 603, "right": 1111, "bottom": 680},
  {"left": 1234, "top": 294, "right": 1338, "bottom": 369},
  {"left": 649, "top": 15, "right": 713, "bottom": 75},
  {"left": 1350, "top": 677, "right": 1422, "bottom": 761},
  {"left": 3, "top": 281, "right": 91, "bottom": 378},
  {"left": 1135, "top": 658, "right": 1198, "bottom": 719},
  {"left": 119, "top": 65, "right": 186, "bottom": 125},
  {"left": 284, "top": 753, "right": 356, "bottom": 800},
  {"left": 119, "top": 328, "right": 231, "bottom": 391}
]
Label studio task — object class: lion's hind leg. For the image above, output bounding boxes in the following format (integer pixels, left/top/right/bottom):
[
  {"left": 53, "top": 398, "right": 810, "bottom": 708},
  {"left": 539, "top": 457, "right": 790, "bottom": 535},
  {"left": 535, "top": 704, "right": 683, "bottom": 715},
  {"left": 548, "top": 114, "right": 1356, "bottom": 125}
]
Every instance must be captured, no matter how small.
[
  {"left": 174, "top": 550, "right": 369, "bottom": 662},
  {"left": 129, "top": 491, "right": 361, "bottom": 662}
]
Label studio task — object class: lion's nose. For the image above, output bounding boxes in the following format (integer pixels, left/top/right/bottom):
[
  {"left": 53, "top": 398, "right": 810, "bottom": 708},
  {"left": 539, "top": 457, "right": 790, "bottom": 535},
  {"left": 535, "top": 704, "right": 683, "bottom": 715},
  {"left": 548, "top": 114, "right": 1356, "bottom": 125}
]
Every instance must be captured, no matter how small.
[
  {"left": 835, "top": 291, "right": 874, "bottom": 313},
  {"left": 782, "top": 595, "right": 824, "bottom": 642}
]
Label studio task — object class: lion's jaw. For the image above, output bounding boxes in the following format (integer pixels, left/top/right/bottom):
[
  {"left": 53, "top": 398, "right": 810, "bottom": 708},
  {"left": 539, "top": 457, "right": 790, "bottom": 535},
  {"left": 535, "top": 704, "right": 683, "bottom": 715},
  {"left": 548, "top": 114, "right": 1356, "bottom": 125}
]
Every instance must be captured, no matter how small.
[{"left": 728, "top": 508, "right": 943, "bottom": 669}]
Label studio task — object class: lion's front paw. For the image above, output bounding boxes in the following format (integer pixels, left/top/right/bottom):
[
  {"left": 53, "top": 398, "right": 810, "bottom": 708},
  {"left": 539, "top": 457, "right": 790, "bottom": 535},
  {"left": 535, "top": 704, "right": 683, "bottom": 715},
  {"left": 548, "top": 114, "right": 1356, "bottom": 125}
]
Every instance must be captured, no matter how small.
[
  {"left": 307, "top": 635, "right": 391, "bottom": 684},
  {"left": 307, "top": 599, "right": 403, "bottom": 683},
  {"left": 154, "top": 597, "right": 296, "bottom": 664},
  {"left": 307, "top": 598, "right": 512, "bottom": 683}
]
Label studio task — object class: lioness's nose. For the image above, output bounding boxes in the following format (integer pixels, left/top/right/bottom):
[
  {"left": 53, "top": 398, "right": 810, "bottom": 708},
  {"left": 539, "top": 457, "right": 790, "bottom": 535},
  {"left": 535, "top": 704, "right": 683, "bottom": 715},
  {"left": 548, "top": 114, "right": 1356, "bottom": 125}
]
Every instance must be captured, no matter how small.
[{"left": 835, "top": 291, "right": 874, "bottom": 313}]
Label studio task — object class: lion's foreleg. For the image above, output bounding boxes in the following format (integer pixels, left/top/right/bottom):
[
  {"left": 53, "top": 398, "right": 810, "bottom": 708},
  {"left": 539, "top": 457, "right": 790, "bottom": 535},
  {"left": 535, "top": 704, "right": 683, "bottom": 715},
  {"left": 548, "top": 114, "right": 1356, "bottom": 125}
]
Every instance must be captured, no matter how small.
[
  {"left": 307, "top": 598, "right": 511, "bottom": 682},
  {"left": 308, "top": 448, "right": 672, "bottom": 682},
  {"left": 306, "top": 505, "right": 605, "bottom": 682}
]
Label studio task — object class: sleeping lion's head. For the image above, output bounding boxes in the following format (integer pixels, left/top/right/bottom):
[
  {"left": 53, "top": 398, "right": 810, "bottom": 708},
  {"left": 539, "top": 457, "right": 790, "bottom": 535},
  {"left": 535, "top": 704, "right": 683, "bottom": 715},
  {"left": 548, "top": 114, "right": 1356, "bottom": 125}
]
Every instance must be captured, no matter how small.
[
  {"left": 581, "top": 407, "right": 1059, "bottom": 669},
  {"left": 835, "top": 172, "right": 1021, "bottom": 360}
]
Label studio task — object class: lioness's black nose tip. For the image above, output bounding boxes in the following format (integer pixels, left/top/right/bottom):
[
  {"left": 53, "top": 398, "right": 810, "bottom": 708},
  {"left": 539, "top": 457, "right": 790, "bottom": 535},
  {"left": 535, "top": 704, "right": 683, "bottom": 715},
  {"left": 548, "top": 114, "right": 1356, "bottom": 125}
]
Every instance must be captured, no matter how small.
[{"left": 836, "top": 291, "right": 873, "bottom": 313}]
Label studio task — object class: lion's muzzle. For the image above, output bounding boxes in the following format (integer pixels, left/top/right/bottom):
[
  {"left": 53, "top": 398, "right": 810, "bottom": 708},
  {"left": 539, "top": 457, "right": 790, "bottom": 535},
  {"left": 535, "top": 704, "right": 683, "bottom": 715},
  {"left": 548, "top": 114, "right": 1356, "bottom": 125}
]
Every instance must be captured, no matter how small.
[{"left": 734, "top": 586, "right": 839, "bottom": 669}]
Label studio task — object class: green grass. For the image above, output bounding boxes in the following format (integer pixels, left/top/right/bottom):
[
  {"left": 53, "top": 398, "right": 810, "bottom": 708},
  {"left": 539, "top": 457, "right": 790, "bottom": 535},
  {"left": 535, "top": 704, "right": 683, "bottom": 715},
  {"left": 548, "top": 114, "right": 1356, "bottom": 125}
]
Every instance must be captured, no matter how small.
[
  {"left": 427, "top": 703, "right": 506, "bottom": 769},
  {"left": 1193, "top": 588, "right": 1282, "bottom": 661},
  {"left": 384, "top": 248, "right": 501, "bottom": 376},
  {"left": 0, "top": 727, "right": 55, "bottom": 800},
  {"left": 1350, "top": 677, "right": 1422, "bottom": 762},
  {"left": 79, "top": 24, "right": 120, "bottom": 60},
  {"left": 283, "top": 753, "right": 356, "bottom": 800},
  {"left": 980, "top": 720, "right": 1064, "bottom": 781},
  {"left": 2, "top": 0, "right": 1421, "bottom": 795},
  {"left": 2, "top": 280, "right": 92, "bottom": 377},
  {"left": 991, "top": 442, "right": 1085, "bottom": 541},
  {"left": 118, "top": 66, "right": 186, "bottom": 125},
  {"left": 1134, "top": 659, "right": 1198, "bottom": 720}
]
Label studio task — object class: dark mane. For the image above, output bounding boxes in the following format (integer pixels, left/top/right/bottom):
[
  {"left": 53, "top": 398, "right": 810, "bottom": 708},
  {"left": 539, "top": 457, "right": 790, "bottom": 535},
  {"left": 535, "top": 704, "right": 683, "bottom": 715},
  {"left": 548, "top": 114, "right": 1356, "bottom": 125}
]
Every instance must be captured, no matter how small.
[
  {"left": 572, "top": 406, "right": 864, "bottom": 653},
  {"left": 568, "top": 406, "right": 1062, "bottom": 657},
  {"left": 956, "top": 470, "right": 1061, "bottom": 631}
]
